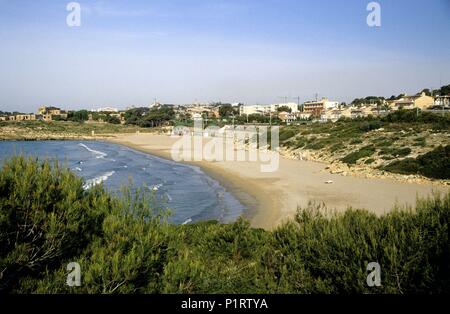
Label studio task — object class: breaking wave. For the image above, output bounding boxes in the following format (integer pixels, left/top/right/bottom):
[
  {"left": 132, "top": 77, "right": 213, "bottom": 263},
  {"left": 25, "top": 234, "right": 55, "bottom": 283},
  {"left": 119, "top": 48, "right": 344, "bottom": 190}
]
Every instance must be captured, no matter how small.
[
  {"left": 79, "top": 143, "right": 107, "bottom": 159},
  {"left": 83, "top": 171, "right": 115, "bottom": 190}
]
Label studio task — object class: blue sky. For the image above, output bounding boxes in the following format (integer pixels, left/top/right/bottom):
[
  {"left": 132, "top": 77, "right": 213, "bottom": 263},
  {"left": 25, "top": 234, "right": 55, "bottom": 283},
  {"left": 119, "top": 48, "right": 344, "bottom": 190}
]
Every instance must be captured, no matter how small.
[{"left": 0, "top": 0, "right": 449, "bottom": 112}]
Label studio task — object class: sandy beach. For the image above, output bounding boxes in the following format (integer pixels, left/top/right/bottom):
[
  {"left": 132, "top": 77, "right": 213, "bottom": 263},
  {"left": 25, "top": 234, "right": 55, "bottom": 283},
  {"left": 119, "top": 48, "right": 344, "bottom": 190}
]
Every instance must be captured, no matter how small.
[{"left": 109, "top": 133, "right": 449, "bottom": 229}]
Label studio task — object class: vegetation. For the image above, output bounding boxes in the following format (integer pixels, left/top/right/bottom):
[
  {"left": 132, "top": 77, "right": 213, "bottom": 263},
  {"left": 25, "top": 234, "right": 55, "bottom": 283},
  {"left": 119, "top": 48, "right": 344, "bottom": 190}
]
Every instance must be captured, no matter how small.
[
  {"left": 432, "top": 84, "right": 450, "bottom": 96},
  {"left": 341, "top": 145, "right": 376, "bottom": 165},
  {"left": 277, "top": 105, "right": 292, "bottom": 113},
  {"left": 67, "top": 110, "right": 89, "bottom": 122},
  {"left": 1, "top": 156, "right": 449, "bottom": 294},
  {"left": 124, "top": 107, "right": 175, "bottom": 127},
  {"left": 351, "top": 96, "right": 385, "bottom": 107},
  {"left": 382, "top": 145, "right": 450, "bottom": 179},
  {"left": 218, "top": 103, "right": 239, "bottom": 118},
  {"left": 0, "top": 121, "right": 152, "bottom": 140},
  {"left": 382, "top": 110, "right": 450, "bottom": 128}
]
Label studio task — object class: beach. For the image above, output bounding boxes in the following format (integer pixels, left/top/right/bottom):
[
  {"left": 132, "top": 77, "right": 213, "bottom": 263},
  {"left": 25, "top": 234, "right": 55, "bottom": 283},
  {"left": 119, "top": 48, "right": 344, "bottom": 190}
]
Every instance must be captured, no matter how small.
[{"left": 109, "top": 133, "right": 449, "bottom": 229}]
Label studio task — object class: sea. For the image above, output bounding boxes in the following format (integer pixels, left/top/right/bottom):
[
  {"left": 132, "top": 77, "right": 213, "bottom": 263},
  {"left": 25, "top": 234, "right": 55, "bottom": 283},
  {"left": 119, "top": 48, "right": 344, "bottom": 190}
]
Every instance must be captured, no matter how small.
[{"left": 0, "top": 140, "right": 245, "bottom": 224}]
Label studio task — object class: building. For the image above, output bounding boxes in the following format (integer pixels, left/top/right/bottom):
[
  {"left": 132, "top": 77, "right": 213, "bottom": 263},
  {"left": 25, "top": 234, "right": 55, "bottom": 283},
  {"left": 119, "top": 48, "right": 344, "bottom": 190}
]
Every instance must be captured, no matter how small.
[
  {"left": 239, "top": 104, "right": 271, "bottom": 116},
  {"left": 389, "top": 92, "right": 434, "bottom": 110},
  {"left": 37, "top": 106, "right": 68, "bottom": 120},
  {"left": 96, "top": 107, "right": 119, "bottom": 112},
  {"left": 434, "top": 95, "right": 450, "bottom": 108},
  {"left": 15, "top": 114, "right": 36, "bottom": 121},
  {"left": 240, "top": 103, "right": 300, "bottom": 116},
  {"left": 278, "top": 111, "right": 297, "bottom": 124},
  {"left": 320, "top": 109, "right": 343, "bottom": 122},
  {"left": 298, "top": 112, "right": 312, "bottom": 120},
  {"left": 303, "top": 98, "right": 339, "bottom": 115}
]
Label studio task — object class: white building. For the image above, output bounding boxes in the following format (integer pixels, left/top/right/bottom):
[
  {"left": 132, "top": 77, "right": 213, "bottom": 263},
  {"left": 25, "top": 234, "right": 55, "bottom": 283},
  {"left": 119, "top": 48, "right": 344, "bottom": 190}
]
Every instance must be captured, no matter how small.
[
  {"left": 240, "top": 102, "right": 300, "bottom": 116},
  {"left": 239, "top": 104, "right": 271, "bottom": 116},
  {"left": 434, "top": 96, "right": 450, "bottom": 108},
  {"left": 323, "top": 100, "right": 339, "bottom": 110},
  {"left": 96, "top": 107, "right": 119, "bottom": 112}
]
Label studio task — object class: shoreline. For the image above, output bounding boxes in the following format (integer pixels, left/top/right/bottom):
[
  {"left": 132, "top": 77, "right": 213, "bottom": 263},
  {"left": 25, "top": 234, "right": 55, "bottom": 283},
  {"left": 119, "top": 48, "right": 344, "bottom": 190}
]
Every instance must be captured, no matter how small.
[
  {"left": 2, "top": 134, "right": 448, "bottom": 230},
  {"left": 106, "top": 137, "right": 278, "bottom": 229},
  {"left": 107, "top": 133, "right": 449, "bottom": 230}
]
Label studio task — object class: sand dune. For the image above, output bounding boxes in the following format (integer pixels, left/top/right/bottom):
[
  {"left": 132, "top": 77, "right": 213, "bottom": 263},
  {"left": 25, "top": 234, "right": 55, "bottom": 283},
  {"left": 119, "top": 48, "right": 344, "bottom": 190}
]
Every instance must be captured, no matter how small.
[{"left": 109, "top": 133, "right": 448, "bottom": 229}]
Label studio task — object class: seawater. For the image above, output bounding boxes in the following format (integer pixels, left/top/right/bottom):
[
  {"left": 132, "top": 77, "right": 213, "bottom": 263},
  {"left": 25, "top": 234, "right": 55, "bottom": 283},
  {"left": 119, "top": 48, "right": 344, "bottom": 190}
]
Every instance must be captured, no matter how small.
[{"left": 0, "top": 140, "right": 245, "bottom": 224}]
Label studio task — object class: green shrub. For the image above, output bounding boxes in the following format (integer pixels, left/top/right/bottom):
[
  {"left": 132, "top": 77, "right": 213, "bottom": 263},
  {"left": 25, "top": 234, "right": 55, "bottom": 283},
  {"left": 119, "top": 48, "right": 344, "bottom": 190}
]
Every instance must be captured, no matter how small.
[
  {"left": 294, "top": 137, "right": 308, "bottom": 149},
  {"left": 305, "top": 141, "right": 325, "bottom": 150},
  {"left": 413, "top": 137, "right": 426, "bottom": 147},
  {"left": 330, "top": 143, "right": 343, "bottom": 152},
  {"left": 383, "top": 110, "right": 450, "bottom": 128},
  {"left": 279, "top": 128, "right": 297, "bottom": 142},
  {"left": 1, "top": 156, "right": 449, "bottom": 294},
  {"left": 364, "top": 158, "right": 375, "bottom": 164},
  {"left": 350, "top": 139, "right": 363, "bottom": 145},
  {"left": 0, "top": 156, "right": 110, "bottom": 292},
  {"left": 382, "top": 145, "right": 450, "bottom": 179},
  {"left": 375, "top": 139, "right": 394, "bottom": 147},
  {"left": 359, "top": 121, "right": 382, "bottom": 132},
  {"left": 342, "top": 145, "right": 376, "bottom": 164},
  {"left": 379, "top": 147, "right": 411, "bottom": 157}
]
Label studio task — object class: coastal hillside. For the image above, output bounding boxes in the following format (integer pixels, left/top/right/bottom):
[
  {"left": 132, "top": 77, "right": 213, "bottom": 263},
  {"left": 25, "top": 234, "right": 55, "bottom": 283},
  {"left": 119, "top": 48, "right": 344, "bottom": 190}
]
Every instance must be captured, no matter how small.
[
  {"left": 279, "top": 110, "right": 450, "bottom": 182},
  {"left": 1, "top": 156, "right": 449, "bottom": 294}
]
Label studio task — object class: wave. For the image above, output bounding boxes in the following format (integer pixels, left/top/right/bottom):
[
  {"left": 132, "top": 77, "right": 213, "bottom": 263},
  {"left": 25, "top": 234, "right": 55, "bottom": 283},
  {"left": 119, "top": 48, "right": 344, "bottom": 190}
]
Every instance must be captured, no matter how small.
[
  {"left": 150, "top": 183, "right": 163, "bottom": 191},
  {"left": 83, "top": 171, "right": 115, "bottom": 190},
  {"left": 182, "top": 218, "right": 192, "bottom": 225},
  {"left": 79, "top": 143, "right": 107, "bottom": 159}
]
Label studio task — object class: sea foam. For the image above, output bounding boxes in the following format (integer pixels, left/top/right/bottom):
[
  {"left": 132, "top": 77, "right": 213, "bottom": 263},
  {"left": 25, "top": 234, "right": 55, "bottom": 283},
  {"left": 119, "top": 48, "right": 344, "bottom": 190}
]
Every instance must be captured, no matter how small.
[
  {"left": 83, "top": 171, "right": 115, "bottom": 190},
  {"left": 79, "top": 143, "right": 107, "bottom": 159}
]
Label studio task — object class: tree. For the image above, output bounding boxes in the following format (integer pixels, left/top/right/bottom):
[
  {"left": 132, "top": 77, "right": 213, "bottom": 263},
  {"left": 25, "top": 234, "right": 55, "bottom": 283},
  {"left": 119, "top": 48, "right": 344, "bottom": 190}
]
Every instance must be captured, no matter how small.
[
  {"left": 277, "top": 106, "right": 292, "bottom": 113},
  {"left": 124, "top": 107, "right": 150, "bottom": 126},
  {"left": 436, "top": 84, "right": 450, "bottom": 96},
  {"left": 106, "top": 115, "right": 121, "bottom": 124},
  {"left": 68, "top": 110, "right": 89, "bottom": 122},
  {"left": 0, "top": 157, "right": 108, "bottom": 292},
  {"left": 219, "top": 104, "right": 234, "bottom": 118},
  {"left": 419, "top": 88, "right": 432, "bottom": 96}
]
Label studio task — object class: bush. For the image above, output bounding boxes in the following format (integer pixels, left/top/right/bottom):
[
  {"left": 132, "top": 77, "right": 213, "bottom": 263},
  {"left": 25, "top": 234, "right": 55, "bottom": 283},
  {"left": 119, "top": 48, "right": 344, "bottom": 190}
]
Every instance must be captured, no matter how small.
[
  {"left": 0, "top": 156, "right": 109, "bottom": 292},
  {"left": 341, "top": 145, "right": 376, "bottom": 164},
  {"left": 279, "top": 128, "right": 297, "bottom": 142},
  {"left": 350, "top": 139, "right": 363, "bottom": 145},
  {"left": 382, "top": 145, "right": 450, "bottom": 179},
  {"left": 379, "top": 147, "right": 411, "bottom": 158},
  {"left": 359, "top": 121, "right": 382, "bottom": 132},
  {"left": 382, "top": 110, "right": 450, "bottom": 129},
  {"left": 1, "top": 156, "right": 449, "bottom": 294}
]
